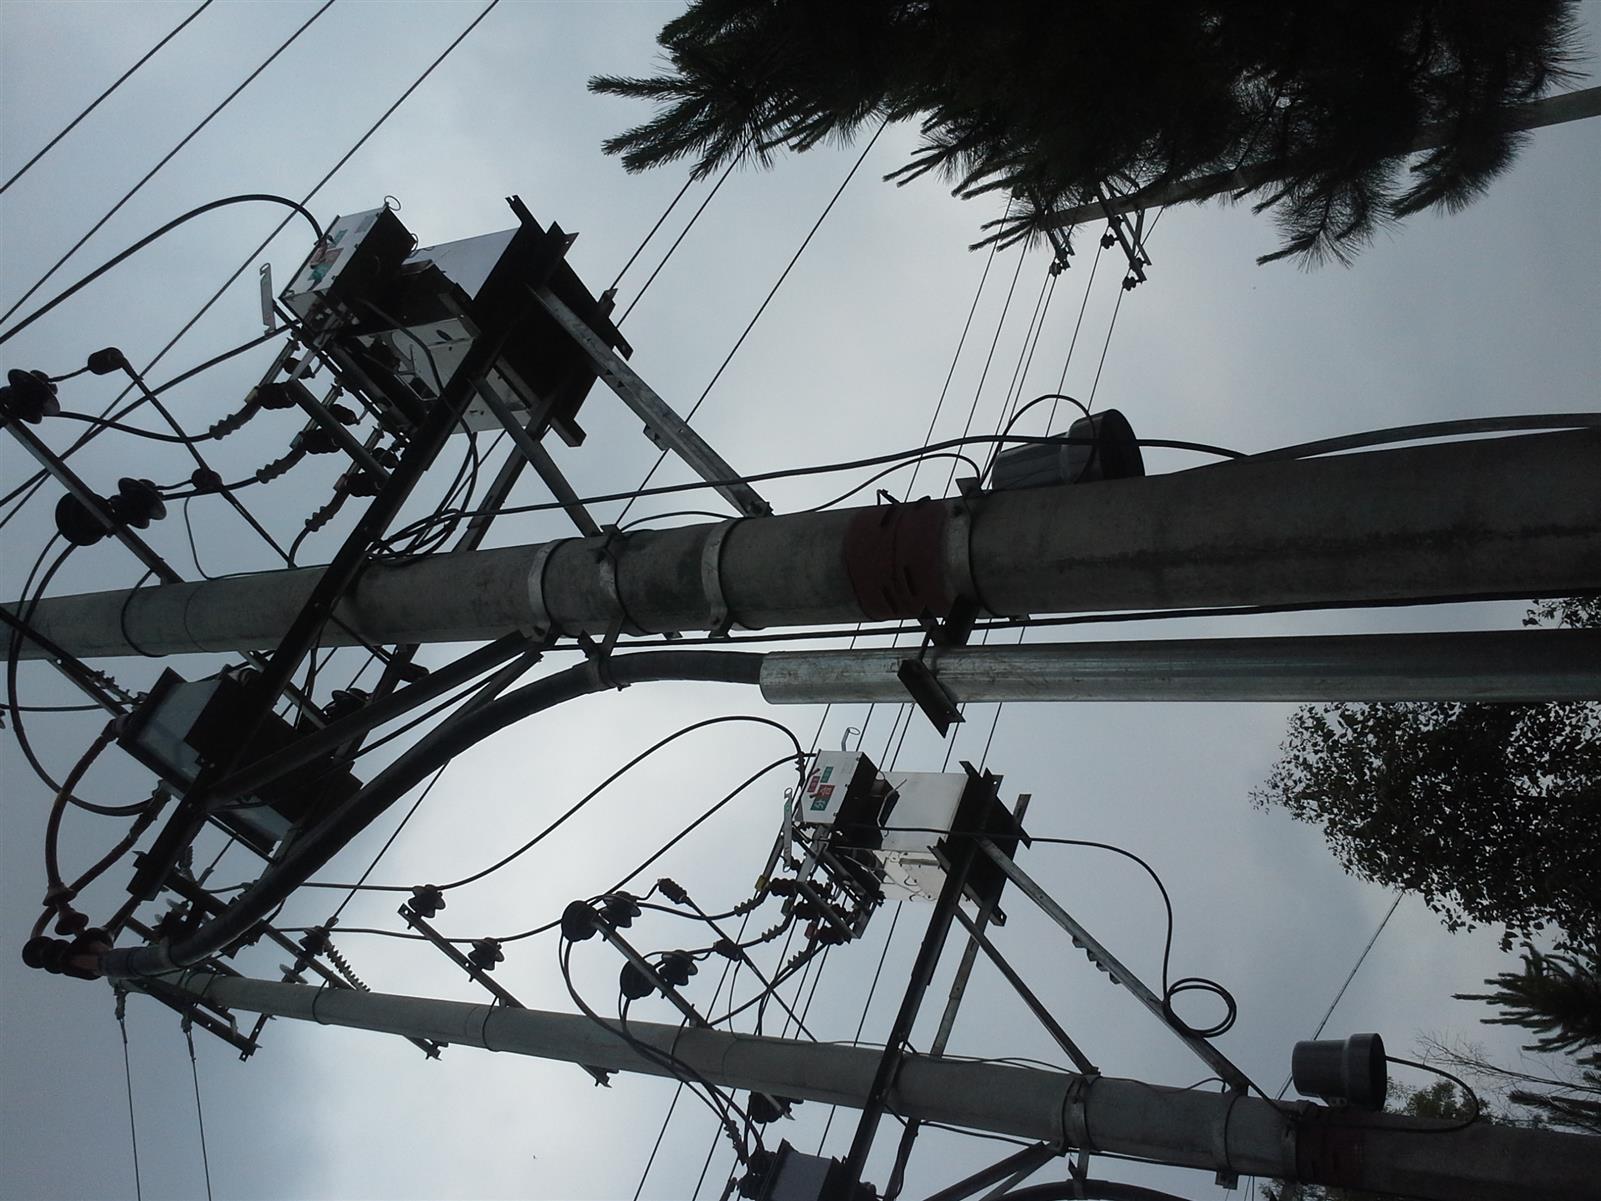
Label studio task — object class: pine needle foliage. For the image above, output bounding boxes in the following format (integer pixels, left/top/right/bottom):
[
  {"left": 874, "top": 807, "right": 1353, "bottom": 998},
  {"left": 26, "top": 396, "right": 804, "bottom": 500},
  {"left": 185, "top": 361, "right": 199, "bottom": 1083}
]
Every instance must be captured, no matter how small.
[{"left": 590, "top": 0, "right": 1581, "bottom": 265}]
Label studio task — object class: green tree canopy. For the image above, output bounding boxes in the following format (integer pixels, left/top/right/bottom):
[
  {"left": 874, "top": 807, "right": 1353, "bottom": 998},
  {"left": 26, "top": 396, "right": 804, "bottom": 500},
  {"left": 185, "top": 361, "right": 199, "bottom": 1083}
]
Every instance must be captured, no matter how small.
[
  {"left": 1252, "top": 600, "right": 1600, "bottom": 949},
  {"left": 591, "top": 0, "right": 1580, "bottom": 264}
]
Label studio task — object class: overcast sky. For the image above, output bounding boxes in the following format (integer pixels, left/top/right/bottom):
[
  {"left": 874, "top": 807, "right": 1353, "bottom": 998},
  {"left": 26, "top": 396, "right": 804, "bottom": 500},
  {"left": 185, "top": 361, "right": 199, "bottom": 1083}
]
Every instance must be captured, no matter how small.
[{"left": 2, "top": 3, "right": 1598, "bottom": 1200}]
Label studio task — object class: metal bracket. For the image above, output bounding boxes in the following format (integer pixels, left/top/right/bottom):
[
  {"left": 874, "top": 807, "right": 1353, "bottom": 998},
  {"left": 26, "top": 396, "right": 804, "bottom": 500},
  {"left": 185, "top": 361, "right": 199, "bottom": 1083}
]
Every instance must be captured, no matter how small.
[
  {"left": 898, "top": 657, "right": 964, "bottom": 736},
  {"left": 258, "top": 263, "right": 276, "bottom": 333},
  {"left": 530, "top": 284, "right": 771, "bottom": 518},
  {"left": 897, "top": 593, "right": 980, "bottom": 737},
  {"left": 1094, "top": 181, "right": 1151, "bottom": 289},
  {"left": 594, "top": 920, "right": 709, "bottom": 1029}
]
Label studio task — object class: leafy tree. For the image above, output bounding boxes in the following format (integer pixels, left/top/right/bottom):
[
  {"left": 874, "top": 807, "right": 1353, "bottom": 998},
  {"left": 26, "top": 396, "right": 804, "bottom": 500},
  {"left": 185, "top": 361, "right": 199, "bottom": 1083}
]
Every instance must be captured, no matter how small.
[
  {"left": 1251, "top": 601, "right": 1600, "bottom": 950},
  {"left": 591, "top": 1, "right": 1581, "bottom": 264}
]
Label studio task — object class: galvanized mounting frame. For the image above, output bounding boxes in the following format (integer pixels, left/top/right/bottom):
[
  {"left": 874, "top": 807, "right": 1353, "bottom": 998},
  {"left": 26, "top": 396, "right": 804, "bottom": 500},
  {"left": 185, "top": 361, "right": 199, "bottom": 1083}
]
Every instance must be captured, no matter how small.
[
  {"left": 529, "top": 284, "right": 771, "bottom": 519},
  {"left": 976, "top": 838, "right": 1252, "bottom": 1093}
]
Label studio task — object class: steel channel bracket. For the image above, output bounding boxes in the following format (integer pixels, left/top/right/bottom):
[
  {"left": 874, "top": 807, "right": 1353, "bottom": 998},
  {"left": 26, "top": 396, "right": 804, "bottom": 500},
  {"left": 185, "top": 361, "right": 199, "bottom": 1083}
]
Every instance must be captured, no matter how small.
[
  {"left": 469, "top": 378, "right": 601, "bottom": 537},
  {"left": 975, "top": 838, "right": 1251, "bottom": 1092},
  {"left": 400, "top": 904, "right": 610, "bottom": 1085},
  {"left": 597, "top": 923, "right": 709, "bottom": 1029},
  {"left": 528, "top": 285, "right": 772, "bottom": 518}
]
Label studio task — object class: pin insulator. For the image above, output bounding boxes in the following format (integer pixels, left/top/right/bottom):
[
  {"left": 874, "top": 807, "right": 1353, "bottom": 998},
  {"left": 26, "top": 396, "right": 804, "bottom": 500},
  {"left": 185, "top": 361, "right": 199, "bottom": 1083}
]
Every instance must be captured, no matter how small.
[
  {"left": 409, "top": 885, "right": 446, "bottom": 918},
  {"left": 0, "top": 369, "right": 59, "bottom": 423}
]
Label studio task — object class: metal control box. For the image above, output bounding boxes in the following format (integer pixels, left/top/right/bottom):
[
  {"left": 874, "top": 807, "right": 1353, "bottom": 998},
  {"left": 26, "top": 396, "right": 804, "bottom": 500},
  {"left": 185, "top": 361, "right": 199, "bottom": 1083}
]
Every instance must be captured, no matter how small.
[
  {"left": 798, "top": 751, "right": 1012, "bottom": 905},
  {"left": 798, "top": 750, "right": 878, "bottom": 827},
  {"left": 118, "top": 668, "right": 361, "bottom": 855},
  {"left": 875, "top": 767, "right": 971, "bottom": 901},
  {"left": 279, "top": 198, "right": 630, "bottom": 448},
  {"left": 281, "top": 207, "right": 413, "bottom": 323}
]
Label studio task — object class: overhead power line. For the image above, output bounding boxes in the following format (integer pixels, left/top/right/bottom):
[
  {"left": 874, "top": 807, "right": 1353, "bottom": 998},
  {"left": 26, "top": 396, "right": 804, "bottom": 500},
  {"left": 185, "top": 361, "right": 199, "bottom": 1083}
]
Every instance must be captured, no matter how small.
[
  {"left": 0, "top": 0, "right": 216, "bottom": 196},
  {"left": 615, "top": 121, "right": 888, "bottom": 526},
  {"left": 0, "top": 0, "right": 336, "bottom": 327}
]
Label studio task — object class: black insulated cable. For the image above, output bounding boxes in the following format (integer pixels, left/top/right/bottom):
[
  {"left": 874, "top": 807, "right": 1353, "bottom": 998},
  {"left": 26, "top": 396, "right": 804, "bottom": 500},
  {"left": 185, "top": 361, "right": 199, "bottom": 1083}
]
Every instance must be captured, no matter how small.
[{"left": 97, "top": 651, "right": 764, "bottom": 979}]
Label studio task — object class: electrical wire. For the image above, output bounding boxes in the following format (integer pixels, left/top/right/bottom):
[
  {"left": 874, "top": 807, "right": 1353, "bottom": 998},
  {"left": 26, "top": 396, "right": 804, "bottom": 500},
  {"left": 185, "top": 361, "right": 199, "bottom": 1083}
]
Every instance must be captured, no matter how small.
[
  {"left": 816, "top": 902, "right": 904, "bottom": 1153},
  {"left": 1384, "top": 1056, "right": 1483, "bottom": 1132},
  {"left": 632, "top": 906, "right": 761, "bottom": 1201},
  {"left": 376, "top": 429, "right": 1245, "bottom": 551},
  {"left": 2, "top": 0, "right": 335, "bottom": 331},
  {"left": 610, "top": 173, "right": 695, "bottom": 294},
  {"left": 615, "top": 149, "right": 745, "bottom": 325},
  {"left": 21, "top": 16, "right": 332, "bottom": 328},
  {"left": 883, "top": 827, "right": 1238, "bottom": 1041},
  {"left": 0, "top": 0, "right": 216, "bottom": 195},
  {"left": 434, "top": 715, "right": 801, "bottom": 892},
  {"left": 614, "top": 121, "right": 888, "bottom": 526},
  {"left": 0, "top": 193, "right": 326, "bottom": 346},
  {"left": 939, "top": 239, "right": 1033, "bottom": 496},
  {"left": 560, "top": 936, "right": 756, "bottom": 1164},
  {"left": 496, "top": 753, "right": 802, "bottom": 943},
  {"left": 0, "top": 328, "right": 288, "bottom": 527},
  {"left": 802, "top": 453, "right": 983, "bottom": 513},
  {"left": 0, "top": 699, "right": 102, "bottom": 713},
  {"left": 2, "top": 540, "right": 109, "bottom": 808}
]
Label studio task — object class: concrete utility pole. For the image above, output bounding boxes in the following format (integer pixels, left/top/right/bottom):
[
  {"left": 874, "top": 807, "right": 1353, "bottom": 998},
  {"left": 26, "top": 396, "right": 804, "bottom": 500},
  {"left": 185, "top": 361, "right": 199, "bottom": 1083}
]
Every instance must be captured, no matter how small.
[
  {"left": 135, "top": 970, "right": 1601, "bottom": 1201},
  {"left": 1041, "top": 86, "right": 1601, "bottom": 230},
  {"left": 11, "top": 432, "right": 1600, "bottom": 659}
]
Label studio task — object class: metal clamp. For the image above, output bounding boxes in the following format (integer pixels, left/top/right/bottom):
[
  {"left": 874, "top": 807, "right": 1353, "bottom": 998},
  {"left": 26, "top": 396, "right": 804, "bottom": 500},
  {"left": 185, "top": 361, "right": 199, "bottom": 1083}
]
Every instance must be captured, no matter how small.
[
  {"left": 524, "top": 539, "right": 567, "bottom": 638},
  {"left": 1056, "top": 1076, "right": 1095, "bottom": 1159},
  {"left": 699, "top": 518, "right": 744, "bottom": 638},
  {"left": 942, "top": 500, "right": 978, "bottom": 614}
]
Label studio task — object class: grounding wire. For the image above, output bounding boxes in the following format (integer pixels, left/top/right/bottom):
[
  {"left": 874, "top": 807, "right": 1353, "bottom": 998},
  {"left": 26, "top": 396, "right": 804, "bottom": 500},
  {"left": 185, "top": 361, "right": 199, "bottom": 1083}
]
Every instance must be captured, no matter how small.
[
  {"left": 0, "top": 1, "right": 336, "bottom": 330},
  {"left": 183, "top": 1022, "right": 214, "bottom": 1201},
  {"left": 115, "top": 992, "right": 143, "bottom": 1201},
  {"left": 0, "top": 0, "right": 215, "bottom": 195}
]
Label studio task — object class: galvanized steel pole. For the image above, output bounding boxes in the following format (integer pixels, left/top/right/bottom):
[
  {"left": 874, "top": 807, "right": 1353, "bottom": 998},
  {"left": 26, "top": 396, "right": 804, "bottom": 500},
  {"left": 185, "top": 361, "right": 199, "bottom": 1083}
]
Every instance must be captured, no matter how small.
[
  {"left": 134, "top": 970, "right": 1601, "bottom": 1201},
  {"left": 757, "top": 630, "right": 1601, "bottom": 704}
]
